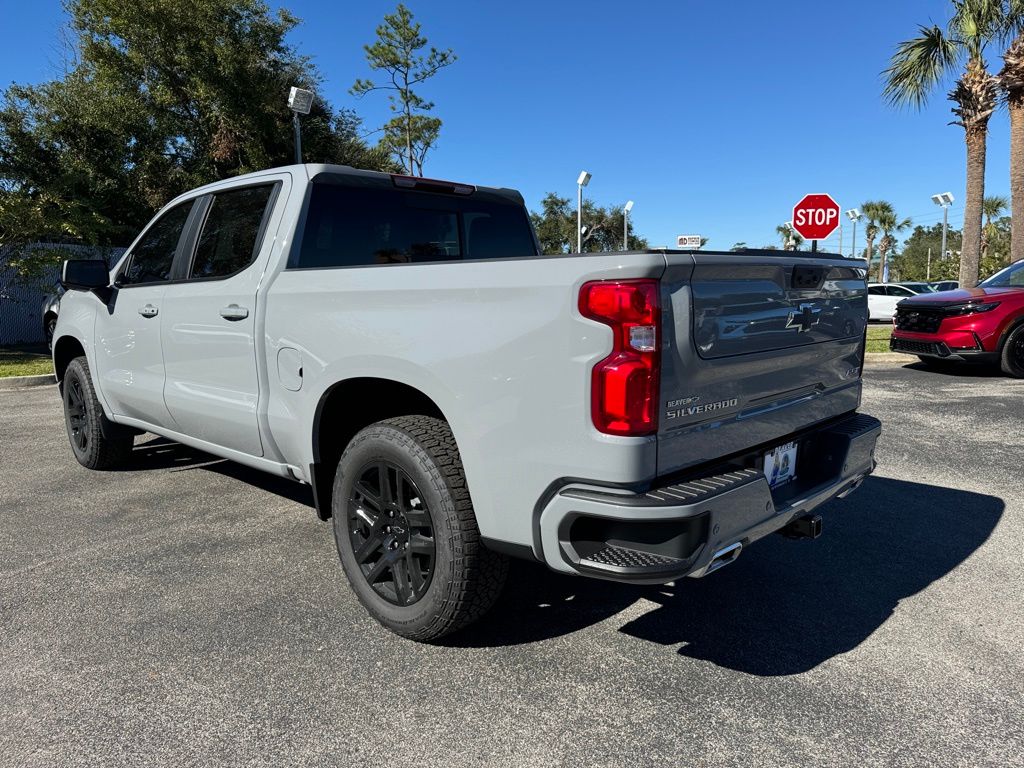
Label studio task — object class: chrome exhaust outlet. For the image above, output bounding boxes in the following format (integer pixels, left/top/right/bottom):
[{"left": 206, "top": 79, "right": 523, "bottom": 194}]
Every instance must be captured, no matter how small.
[{"left": 705, "top": 542, "right": 742, "bottom": 574}]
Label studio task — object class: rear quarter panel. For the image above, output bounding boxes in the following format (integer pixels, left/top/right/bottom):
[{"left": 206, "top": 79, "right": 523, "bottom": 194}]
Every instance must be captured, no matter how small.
[{"left": 263, "top": 252, "right": 667, "bottom": 550}]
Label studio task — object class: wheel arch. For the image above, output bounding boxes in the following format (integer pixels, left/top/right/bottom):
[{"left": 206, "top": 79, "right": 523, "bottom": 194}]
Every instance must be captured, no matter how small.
[
  {"left": 995, "top": 311, "right": 1024, "bottom": 357},
  {"left": 309, "top": 377, "right": 448, "bottom": 521},
  {"left": 53, "top": 335, "right": 86, "bottom": 385}
]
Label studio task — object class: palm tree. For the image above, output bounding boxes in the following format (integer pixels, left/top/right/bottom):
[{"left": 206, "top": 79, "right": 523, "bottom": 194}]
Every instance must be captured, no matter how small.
[
  {"left": 884, "top": 0, "right": 1005, "bottom": 288},
  {"left": 860, "top": 201, "right": 891, "bottom": 281},
  {"left": 1000, "top": 10, "right": 1024, "bottom": 262},
  {"left": 982, "top": 193, "right": 1009, "bottom": 256},
  {"left": 877, "top": 208, "right": 913, "bottom": 283},
  {"left": 775, "top": 224, "right": 803, "bottom": 250}
]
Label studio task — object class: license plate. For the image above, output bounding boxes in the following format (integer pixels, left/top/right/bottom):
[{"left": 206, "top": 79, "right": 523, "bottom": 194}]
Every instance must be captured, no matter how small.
[{"left": 764, "top": 441, "right": 798, "bottom": 488}]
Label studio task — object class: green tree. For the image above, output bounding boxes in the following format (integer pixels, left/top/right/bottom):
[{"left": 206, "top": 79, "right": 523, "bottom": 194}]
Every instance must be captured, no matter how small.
[
  {"left": 894, "top": 223, "right": 963, "bottom": 281},
  {"left": 883, "top": 0, "right": 1005, "bottom": 288},
  {"left": 530, "top": 193, "right": 649, "bottom": 254},
  {"left": 1, "top": 0, "right": 392, "bottom": 283},
  {"left": 352, "top": 4, "right": 455, "bottom": 176}
]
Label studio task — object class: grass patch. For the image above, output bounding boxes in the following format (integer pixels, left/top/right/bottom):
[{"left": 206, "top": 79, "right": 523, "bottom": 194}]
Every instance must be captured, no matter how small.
[
  {"left": 865, "top": 323, "right": 893, "bottom": 354},
  {"left": 0, "top": 348, "right": 54, "bottom": 378}
]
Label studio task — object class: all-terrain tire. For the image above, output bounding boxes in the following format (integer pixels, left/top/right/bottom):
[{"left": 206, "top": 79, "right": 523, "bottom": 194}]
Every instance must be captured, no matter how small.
[
  {"left": 999, "top": 324, "right": 1024, "bottom": 378},
  {"left": 62, "top": 356, "right": 134, "bottom": 470},
  {"left": 331, "top": 416, "right": 508, "bottom": 641}
]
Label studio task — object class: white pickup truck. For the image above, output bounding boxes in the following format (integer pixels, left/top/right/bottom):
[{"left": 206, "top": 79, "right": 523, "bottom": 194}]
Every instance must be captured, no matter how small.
[{"left": 54, "top": 164, "right": 880, "bottom": 640}]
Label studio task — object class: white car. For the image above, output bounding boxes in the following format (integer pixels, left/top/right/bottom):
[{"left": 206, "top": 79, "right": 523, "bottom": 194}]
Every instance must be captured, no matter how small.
[{"left": 867, "top": 282, "right": 918, "bottom": 321}]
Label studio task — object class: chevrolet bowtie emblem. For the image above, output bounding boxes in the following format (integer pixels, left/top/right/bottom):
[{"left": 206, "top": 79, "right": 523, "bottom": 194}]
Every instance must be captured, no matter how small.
[{"left": 786, "top": 303, "right": 821, "bottom": 333}]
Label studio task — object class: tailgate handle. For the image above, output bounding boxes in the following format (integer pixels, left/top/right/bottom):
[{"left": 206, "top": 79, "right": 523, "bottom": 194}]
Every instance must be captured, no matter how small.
[{"left": 792, "top": 265, "right": 826, "bottom": 290}]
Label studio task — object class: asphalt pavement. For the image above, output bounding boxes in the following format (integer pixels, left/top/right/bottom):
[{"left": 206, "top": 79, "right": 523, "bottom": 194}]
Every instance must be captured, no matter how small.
[{"left": 1, "top": 359, "right": 1022, "bottom": 767}]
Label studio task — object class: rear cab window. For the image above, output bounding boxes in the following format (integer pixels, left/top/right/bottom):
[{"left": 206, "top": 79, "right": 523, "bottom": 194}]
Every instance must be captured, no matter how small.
[
  {"left": 189, "top": 184, "right": 276, "bottom": 279},
  {"left": 292, "top": 175, "right": 538, "bottom": 269}
]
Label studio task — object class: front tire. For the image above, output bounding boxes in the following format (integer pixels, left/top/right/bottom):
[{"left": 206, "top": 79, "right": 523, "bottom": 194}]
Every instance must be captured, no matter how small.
[
  {"left": 331, "top": 416, "right": 508, "bottom": 641},
  {"left": 1000, "top": 324, "right": 1024, "bottom": 378},
  {"left": 62, "top": 356, "right": 134, "bottom": 470}
]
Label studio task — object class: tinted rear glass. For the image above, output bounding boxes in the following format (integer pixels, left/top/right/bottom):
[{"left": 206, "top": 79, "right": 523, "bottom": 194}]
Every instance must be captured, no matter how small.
[
  {"left": 295, "top": 183, "right": 537, "bottom": 269},
  {"left": 191, "top": 185, "right": 275, "bottom": 279}
]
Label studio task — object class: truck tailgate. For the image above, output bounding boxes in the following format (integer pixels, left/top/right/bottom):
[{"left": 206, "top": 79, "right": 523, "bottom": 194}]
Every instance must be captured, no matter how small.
[{"left": 658, "top": 252, "right": 868, "bottom": 476}]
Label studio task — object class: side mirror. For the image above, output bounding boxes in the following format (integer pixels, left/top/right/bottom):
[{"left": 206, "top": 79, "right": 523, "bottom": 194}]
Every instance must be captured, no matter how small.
[{"left": 61, "top": 259, "right": 110, "bottom": 291}]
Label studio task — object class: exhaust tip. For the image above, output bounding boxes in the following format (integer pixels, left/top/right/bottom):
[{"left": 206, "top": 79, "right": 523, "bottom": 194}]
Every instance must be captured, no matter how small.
[{"left": 706, "top": 542, "right": 742, "bottom": 574}]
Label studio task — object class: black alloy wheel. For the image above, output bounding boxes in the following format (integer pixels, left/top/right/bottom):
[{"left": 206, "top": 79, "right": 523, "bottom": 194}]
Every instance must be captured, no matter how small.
[
  {"left": 347, "top": 460, "right": 436, "bottom": 606},
  {"left": 1001, "top": 324, "right": 1024, "bottom": 378},
  {"left": 65, "top": 374, "right": 90, "bottom": 454},
  {"left": 1012, "top": 332, "right": 1024, "bottom": 370}
]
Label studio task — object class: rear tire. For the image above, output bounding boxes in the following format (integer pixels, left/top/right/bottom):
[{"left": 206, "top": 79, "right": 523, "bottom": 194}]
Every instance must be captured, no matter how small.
[
  {"left": 62, "top": 356, "right": 134, "bottom": 470},
  {"left": 1000, "top": 325, "right": 1024, "bottom": 378},
  {"left": 331, "top": 416, "right": 508, "bottom": 641}
]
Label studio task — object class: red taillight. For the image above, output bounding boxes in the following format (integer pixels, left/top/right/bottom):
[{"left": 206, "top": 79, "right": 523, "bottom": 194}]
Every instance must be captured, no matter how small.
[{"left": 579, "top": 279, "right": 661, "bottom": 436}]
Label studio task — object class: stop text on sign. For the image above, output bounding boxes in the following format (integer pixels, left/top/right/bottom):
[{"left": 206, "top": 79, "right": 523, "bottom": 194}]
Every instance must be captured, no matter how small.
[
  {"left": 791, "top": 193, "right": 841, "bottom": 241},
  {"left": 795, "top": 208, "right": 836, "bottom": 228}
]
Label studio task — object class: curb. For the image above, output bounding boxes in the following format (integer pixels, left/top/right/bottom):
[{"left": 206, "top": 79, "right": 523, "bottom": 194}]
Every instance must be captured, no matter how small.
[
  {"left": 0, "top": 374, "right": 56, "bottom": 391},
  {"left": 864, "top": 353, "right": 909, "bottom": 364}
]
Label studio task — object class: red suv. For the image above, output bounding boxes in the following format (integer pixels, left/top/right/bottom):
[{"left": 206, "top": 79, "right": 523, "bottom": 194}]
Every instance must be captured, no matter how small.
[{"left": 890, "top": 260, "right": 1024, "bottom": 377}]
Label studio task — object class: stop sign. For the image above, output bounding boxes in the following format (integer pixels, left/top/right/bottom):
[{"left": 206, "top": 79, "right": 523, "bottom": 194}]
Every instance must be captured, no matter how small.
[{"left": 792, "top": 193, "right": 841, "bottom": 241}]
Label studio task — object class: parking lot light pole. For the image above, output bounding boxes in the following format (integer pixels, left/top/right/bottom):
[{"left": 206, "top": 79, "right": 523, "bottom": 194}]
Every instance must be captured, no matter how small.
[
  {"left": 287, "top": 86, "right": 314, "bottom": 164},
  {"left": 623, "top": 200, "right": 634, "bottom": 251},
  {"left": 846, "top": 209, "right": 862, "bottom": 259},
  {"left": 931, "top": 192, "right": 955, "bottom": 260},
  {"left": 577, "top": 171, "right": 591, "bottom": 253}
]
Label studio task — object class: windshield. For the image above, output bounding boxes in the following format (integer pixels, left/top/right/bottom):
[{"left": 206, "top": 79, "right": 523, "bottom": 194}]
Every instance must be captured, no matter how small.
[{"left": 980, "top": 261, "right": 1024, "bottom": 288}]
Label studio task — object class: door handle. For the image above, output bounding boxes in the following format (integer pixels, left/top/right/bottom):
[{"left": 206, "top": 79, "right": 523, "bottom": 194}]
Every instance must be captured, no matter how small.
[
  {"left": 219, "top": 304, "right": 249, "bottom": 321},
  {"left": 138, "top": 304, "right": 159, "bottom": 318}
]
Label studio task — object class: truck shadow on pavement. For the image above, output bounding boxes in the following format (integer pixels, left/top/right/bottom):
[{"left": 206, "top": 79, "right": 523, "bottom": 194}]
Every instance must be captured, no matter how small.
[
  {"left": 449, "top": 476, "right": 1003, "bottom": 676},
  {"left": 129, "top": 437, "right": 316, "bottom": 507}
]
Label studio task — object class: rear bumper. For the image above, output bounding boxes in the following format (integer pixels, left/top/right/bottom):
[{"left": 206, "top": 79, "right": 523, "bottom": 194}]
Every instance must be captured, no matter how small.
[{"left": 536, "top": 413, "right": 881, "bottom": 584}]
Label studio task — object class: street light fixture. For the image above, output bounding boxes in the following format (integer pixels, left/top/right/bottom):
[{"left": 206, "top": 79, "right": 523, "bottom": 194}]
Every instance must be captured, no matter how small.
[
  {"left": 846, "top": 209, "right": 863, "bottom": 259},
  {"left": 931, "top": 192, "right": 955, "bottom": 260},
  {"left": 288, "top": 86, "right": 314, "bottom": 164},
  {"left": 576, "top": 171, "right": 591, "bottom": 253},
  {"left": 623, "top": 200, "right": 634, "bottom": 251}
]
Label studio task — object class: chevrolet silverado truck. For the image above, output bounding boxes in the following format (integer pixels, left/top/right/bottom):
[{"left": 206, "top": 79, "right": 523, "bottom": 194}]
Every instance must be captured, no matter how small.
[{"left": 54, "top": 164, "right": 881, "bottom": 641}]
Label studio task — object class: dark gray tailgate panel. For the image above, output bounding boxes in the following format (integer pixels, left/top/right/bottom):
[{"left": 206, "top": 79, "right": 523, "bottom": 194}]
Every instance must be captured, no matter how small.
[{"left": 657, "top": 253, "right": 868, "bottom": 477}]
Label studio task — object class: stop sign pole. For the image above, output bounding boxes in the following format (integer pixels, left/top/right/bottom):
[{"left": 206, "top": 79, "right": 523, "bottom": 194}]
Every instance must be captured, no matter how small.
[{"left": 792, "top": 193, "right": 841, "bottom": 252}]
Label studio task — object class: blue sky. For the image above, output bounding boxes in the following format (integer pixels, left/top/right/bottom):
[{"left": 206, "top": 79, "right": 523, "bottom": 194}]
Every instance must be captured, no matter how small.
[{"left": 0, "top": 0, "right": 1009, "bottom": 252}]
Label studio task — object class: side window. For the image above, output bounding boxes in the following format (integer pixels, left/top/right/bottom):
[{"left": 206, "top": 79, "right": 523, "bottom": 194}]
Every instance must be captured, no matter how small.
[
  {"left": 868, "top": 286, "right": 885, "bottom": 295},
  {"left": 190, "top": 185, "right": 275, "bottom": 279},
  {"left": 119, "top": 202, "right": 193, "bottom": 286},
  {"left": 887, "top": 286, "right": 913, "bottom": 296}
]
